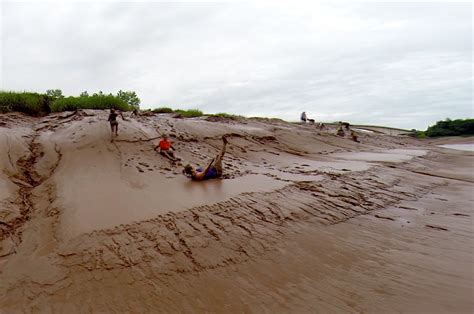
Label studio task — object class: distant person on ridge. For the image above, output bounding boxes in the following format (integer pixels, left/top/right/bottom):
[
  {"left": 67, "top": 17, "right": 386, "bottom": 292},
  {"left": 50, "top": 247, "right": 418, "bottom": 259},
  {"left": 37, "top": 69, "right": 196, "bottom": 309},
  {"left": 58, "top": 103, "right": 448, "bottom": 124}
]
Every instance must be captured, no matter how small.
[
  {"left": 131, "top": 108, "right": 139, "bottom": 118},
  {"left": 154, "top": 134, "right": 180, "bottom": 162},
  {"left": 300, "top": 112, "right": 307, "bottom": 123},
  {"left": 183, "top": 136, "right": 228, "bottom": 181},
  {"left": 108, "top": 108, "right": 125, "bottom": 137},
  {"left": 351, "top": 130, "right": 360, "bottom": 142},
  {"left": 336, "top": 126, "right": 345, "bottom": 137},
  {"left": 341, "top": 121, "right": 350, "bottom": 130}
]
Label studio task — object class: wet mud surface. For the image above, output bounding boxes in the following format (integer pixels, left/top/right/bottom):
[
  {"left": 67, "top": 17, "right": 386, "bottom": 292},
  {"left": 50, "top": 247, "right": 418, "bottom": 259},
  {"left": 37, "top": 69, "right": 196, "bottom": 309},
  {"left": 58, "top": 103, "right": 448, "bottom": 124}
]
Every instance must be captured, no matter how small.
[{"left": 0, "top": 111, "right": 472, "bottom": 312}]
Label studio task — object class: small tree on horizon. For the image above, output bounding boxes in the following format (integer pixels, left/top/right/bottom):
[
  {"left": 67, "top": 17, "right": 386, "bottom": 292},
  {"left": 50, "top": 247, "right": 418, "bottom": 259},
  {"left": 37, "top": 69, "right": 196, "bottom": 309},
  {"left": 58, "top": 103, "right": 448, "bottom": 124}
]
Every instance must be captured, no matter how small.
[
  {"left": 46, "top": 89, "right": 64, "bottom": 99},
  {"left": 116, "top": 90, "right": 140, "bottom": 109}
]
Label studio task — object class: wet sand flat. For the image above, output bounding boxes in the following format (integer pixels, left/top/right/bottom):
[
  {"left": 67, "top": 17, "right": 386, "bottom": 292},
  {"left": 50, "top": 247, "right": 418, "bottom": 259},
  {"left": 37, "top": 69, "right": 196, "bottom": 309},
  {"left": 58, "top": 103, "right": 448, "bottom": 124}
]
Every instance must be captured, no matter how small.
[
  {"left": 438, "top": 143, "right": 474, "bottom": 151},
  {"left": 332, "top": 149, "right": 427, "bottom": 163},
  {"left": 135, "top": 181, "right": 472, "bottom": 313},
  {"left": 59, "top": 174, "right": 288, "bottom": 239},
  {"left": 0, "top": 111, "right": 472, "bottom": 312}
]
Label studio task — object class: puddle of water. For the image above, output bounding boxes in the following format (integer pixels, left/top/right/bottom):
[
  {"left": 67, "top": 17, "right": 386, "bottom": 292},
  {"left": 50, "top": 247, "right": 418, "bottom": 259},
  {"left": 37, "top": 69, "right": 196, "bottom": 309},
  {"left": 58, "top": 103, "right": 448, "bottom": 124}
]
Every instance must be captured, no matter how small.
[
  {"left": 59, "top": 174, "right": 288, "bottom": 239},
  {"left": 332, "top": 149, "right": 427, "bottom": 163},
  {"left": 353, "top": 128, "right": 374, "bottom": 134},
  {"left": 387, "top": 149, "right": 427, "bottom": 157},
  {"left": 438, "top": 144, "right": 474, "bottom": 152}
]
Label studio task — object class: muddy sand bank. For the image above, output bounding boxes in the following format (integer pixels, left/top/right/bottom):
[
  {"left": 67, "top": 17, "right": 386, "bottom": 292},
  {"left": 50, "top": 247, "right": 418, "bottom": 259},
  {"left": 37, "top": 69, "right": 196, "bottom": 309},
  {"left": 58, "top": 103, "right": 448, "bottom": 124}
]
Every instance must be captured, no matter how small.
[{"left": 0, "top": 111, "right": 472, "bottom": 312}]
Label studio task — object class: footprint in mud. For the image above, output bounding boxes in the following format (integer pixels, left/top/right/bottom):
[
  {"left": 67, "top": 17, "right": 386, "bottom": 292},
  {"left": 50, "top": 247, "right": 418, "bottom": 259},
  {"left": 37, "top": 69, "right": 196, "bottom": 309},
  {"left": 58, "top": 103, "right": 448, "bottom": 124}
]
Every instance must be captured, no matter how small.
[
  {"left": 425, "top": 224, "right": 448, "bottom": 231},
  {"left": 452, "top": 213, "right": 469, "bottom": 217},
  {"left": 136, "top": 166, "right": 144, "bottom": 173}
]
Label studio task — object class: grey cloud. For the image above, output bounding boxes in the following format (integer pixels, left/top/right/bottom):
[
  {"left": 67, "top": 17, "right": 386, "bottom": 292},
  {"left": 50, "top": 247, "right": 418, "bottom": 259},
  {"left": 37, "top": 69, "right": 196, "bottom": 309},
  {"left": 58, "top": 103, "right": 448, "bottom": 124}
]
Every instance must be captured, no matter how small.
[{"left": 1, "top": 1, "right": 472, "bottom": 130}]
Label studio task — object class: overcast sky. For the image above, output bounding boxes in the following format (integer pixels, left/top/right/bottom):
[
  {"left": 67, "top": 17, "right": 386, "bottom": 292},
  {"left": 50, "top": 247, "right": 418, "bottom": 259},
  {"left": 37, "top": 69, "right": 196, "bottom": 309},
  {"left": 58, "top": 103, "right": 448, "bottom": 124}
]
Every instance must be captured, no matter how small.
[{"left": 1, "top": 1, "right": 472, "bottom": 129}]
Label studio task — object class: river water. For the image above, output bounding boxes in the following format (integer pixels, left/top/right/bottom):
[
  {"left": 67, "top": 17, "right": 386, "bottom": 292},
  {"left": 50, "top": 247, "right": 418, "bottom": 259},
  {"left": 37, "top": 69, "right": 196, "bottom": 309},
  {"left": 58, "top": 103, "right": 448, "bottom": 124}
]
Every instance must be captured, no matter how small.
[{"left": 438, "top": 144, "right": 474, "bottom": 152}]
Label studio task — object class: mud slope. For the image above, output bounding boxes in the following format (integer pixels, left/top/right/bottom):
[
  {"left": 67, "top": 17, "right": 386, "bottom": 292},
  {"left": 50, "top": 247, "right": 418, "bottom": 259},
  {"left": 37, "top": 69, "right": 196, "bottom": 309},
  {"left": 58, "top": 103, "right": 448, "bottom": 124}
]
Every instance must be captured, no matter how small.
[{"left": 0, "top": 111, "right": 472, "bottom": 312}]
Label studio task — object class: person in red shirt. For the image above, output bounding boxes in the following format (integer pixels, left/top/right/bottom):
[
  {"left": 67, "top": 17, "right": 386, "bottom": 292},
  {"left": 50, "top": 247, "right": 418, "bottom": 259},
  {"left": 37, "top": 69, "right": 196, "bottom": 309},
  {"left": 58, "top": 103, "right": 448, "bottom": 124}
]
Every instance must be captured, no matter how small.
[{"left": 154, "top": 134, "right": 179, "bottom": 162}]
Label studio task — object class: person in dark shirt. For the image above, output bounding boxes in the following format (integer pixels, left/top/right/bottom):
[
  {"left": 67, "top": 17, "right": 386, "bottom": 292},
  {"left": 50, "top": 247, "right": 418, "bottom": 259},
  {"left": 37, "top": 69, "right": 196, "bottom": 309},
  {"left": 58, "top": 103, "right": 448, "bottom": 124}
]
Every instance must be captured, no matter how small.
[
  {"left": 301, "top": 111, "right": 307, "bottom": 123},
  {"left": 107, "top": 109, "right": 125, "bottom": 136},
  {"left": 131, "top": 108, "right": 139, "bottom": 118}
]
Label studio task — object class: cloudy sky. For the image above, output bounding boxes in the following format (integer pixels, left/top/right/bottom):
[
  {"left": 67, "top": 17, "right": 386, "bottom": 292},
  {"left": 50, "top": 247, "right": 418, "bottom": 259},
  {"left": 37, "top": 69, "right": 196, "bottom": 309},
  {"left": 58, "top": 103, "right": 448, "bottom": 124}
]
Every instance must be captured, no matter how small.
[{"left": 1, "top": 1, "right": 472, "bottom": 129}]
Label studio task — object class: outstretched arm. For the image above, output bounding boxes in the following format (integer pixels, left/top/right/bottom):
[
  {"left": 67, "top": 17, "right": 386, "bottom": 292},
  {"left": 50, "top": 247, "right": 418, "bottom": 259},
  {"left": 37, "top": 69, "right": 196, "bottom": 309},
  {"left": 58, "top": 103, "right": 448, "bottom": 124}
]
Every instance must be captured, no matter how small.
[{"left": 193, "top": 158, "right": 214, "bottom": 180}]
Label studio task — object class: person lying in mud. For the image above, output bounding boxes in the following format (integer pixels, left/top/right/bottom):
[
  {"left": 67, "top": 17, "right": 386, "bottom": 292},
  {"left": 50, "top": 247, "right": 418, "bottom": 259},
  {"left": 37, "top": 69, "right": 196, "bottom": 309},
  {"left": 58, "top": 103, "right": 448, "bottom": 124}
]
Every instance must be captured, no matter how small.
[
  {"left": 108, "top": 109, "right": 125, "bottom": 136},
  {"left": 154, "top": 134, "right": 180, "bottom": 162},
  {"left": 183, "top": 136, "right": 228, "bottom": 181}
]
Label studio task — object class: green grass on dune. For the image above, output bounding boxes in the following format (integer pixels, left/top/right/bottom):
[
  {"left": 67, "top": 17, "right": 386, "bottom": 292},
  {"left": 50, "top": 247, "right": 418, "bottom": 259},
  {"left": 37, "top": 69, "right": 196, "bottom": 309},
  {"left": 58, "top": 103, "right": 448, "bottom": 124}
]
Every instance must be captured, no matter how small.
[
  {"left": 50, "top": 95, "right": 131, "bottom": 112},
  {"left": 173, "top": 109, "right": 204, "bottom": 118},
  {"left": 0, "top": 91, "right": 133, "bottom": 115},
  {"left": 152, "top": 107, "right": 174, "bottom": 113},
  {"left": 0, "top": 91, "right": 52, "bottom": 116},
  {"left": 209, "top": 112, "right": 244, "bottom": 120}
]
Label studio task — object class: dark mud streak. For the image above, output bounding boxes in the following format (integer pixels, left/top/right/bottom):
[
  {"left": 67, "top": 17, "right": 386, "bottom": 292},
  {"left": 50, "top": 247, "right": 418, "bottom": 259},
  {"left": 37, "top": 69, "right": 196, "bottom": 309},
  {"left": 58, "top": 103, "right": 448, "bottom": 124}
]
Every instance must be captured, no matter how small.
[
  {"left": 114, "top": 136, "right": 161, "bottom": 144},
  {"left": 425, "top": 224, "right": 449, "bottom": 231},
  {"left": 0, "top": 135, "right": 42, "bottom": 245},
  {"left": 1, "top": 133, "right": 63, "bottom": 247},
  {"left": 407, "top": 170, "right": 474, "bottom": 184}
]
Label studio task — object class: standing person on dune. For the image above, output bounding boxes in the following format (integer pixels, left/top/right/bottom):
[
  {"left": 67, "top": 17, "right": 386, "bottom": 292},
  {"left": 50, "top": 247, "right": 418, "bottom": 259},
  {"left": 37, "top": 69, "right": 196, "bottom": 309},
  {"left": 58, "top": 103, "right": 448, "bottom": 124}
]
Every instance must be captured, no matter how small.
[
  {"left": 183, "top": 136, "right": 228, "bottom": 181},
  {"left": 108, "top": 108, "right": 125, "bottom": 137},
  {"left": 300, "top": 111, "right": 307, "bottom": 123}
]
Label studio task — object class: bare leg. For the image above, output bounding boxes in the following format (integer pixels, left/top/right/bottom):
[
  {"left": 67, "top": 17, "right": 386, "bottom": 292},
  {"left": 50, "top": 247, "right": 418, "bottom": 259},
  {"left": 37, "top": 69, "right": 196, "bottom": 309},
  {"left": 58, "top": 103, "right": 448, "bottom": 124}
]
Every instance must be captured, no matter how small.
[
  {"left": 213, "top": 136, "right": 228, "bottom": 175},
  {"left": 161, "top": 151, "right": 176, "bottom": 161}
]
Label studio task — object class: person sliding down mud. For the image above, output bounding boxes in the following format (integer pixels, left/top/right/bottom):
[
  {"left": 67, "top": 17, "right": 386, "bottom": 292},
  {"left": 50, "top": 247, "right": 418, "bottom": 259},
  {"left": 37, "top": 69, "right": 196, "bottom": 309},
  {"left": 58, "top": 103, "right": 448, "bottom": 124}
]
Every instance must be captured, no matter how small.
[
  {"left": 183, "top": 136, "right": 228, "bottom": 181},
  {"left": 154, "top": 134, "right": 180, "bottom": 163},
  {"left": 108, "top": 109, "right": 125, "bottom": 137}
]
